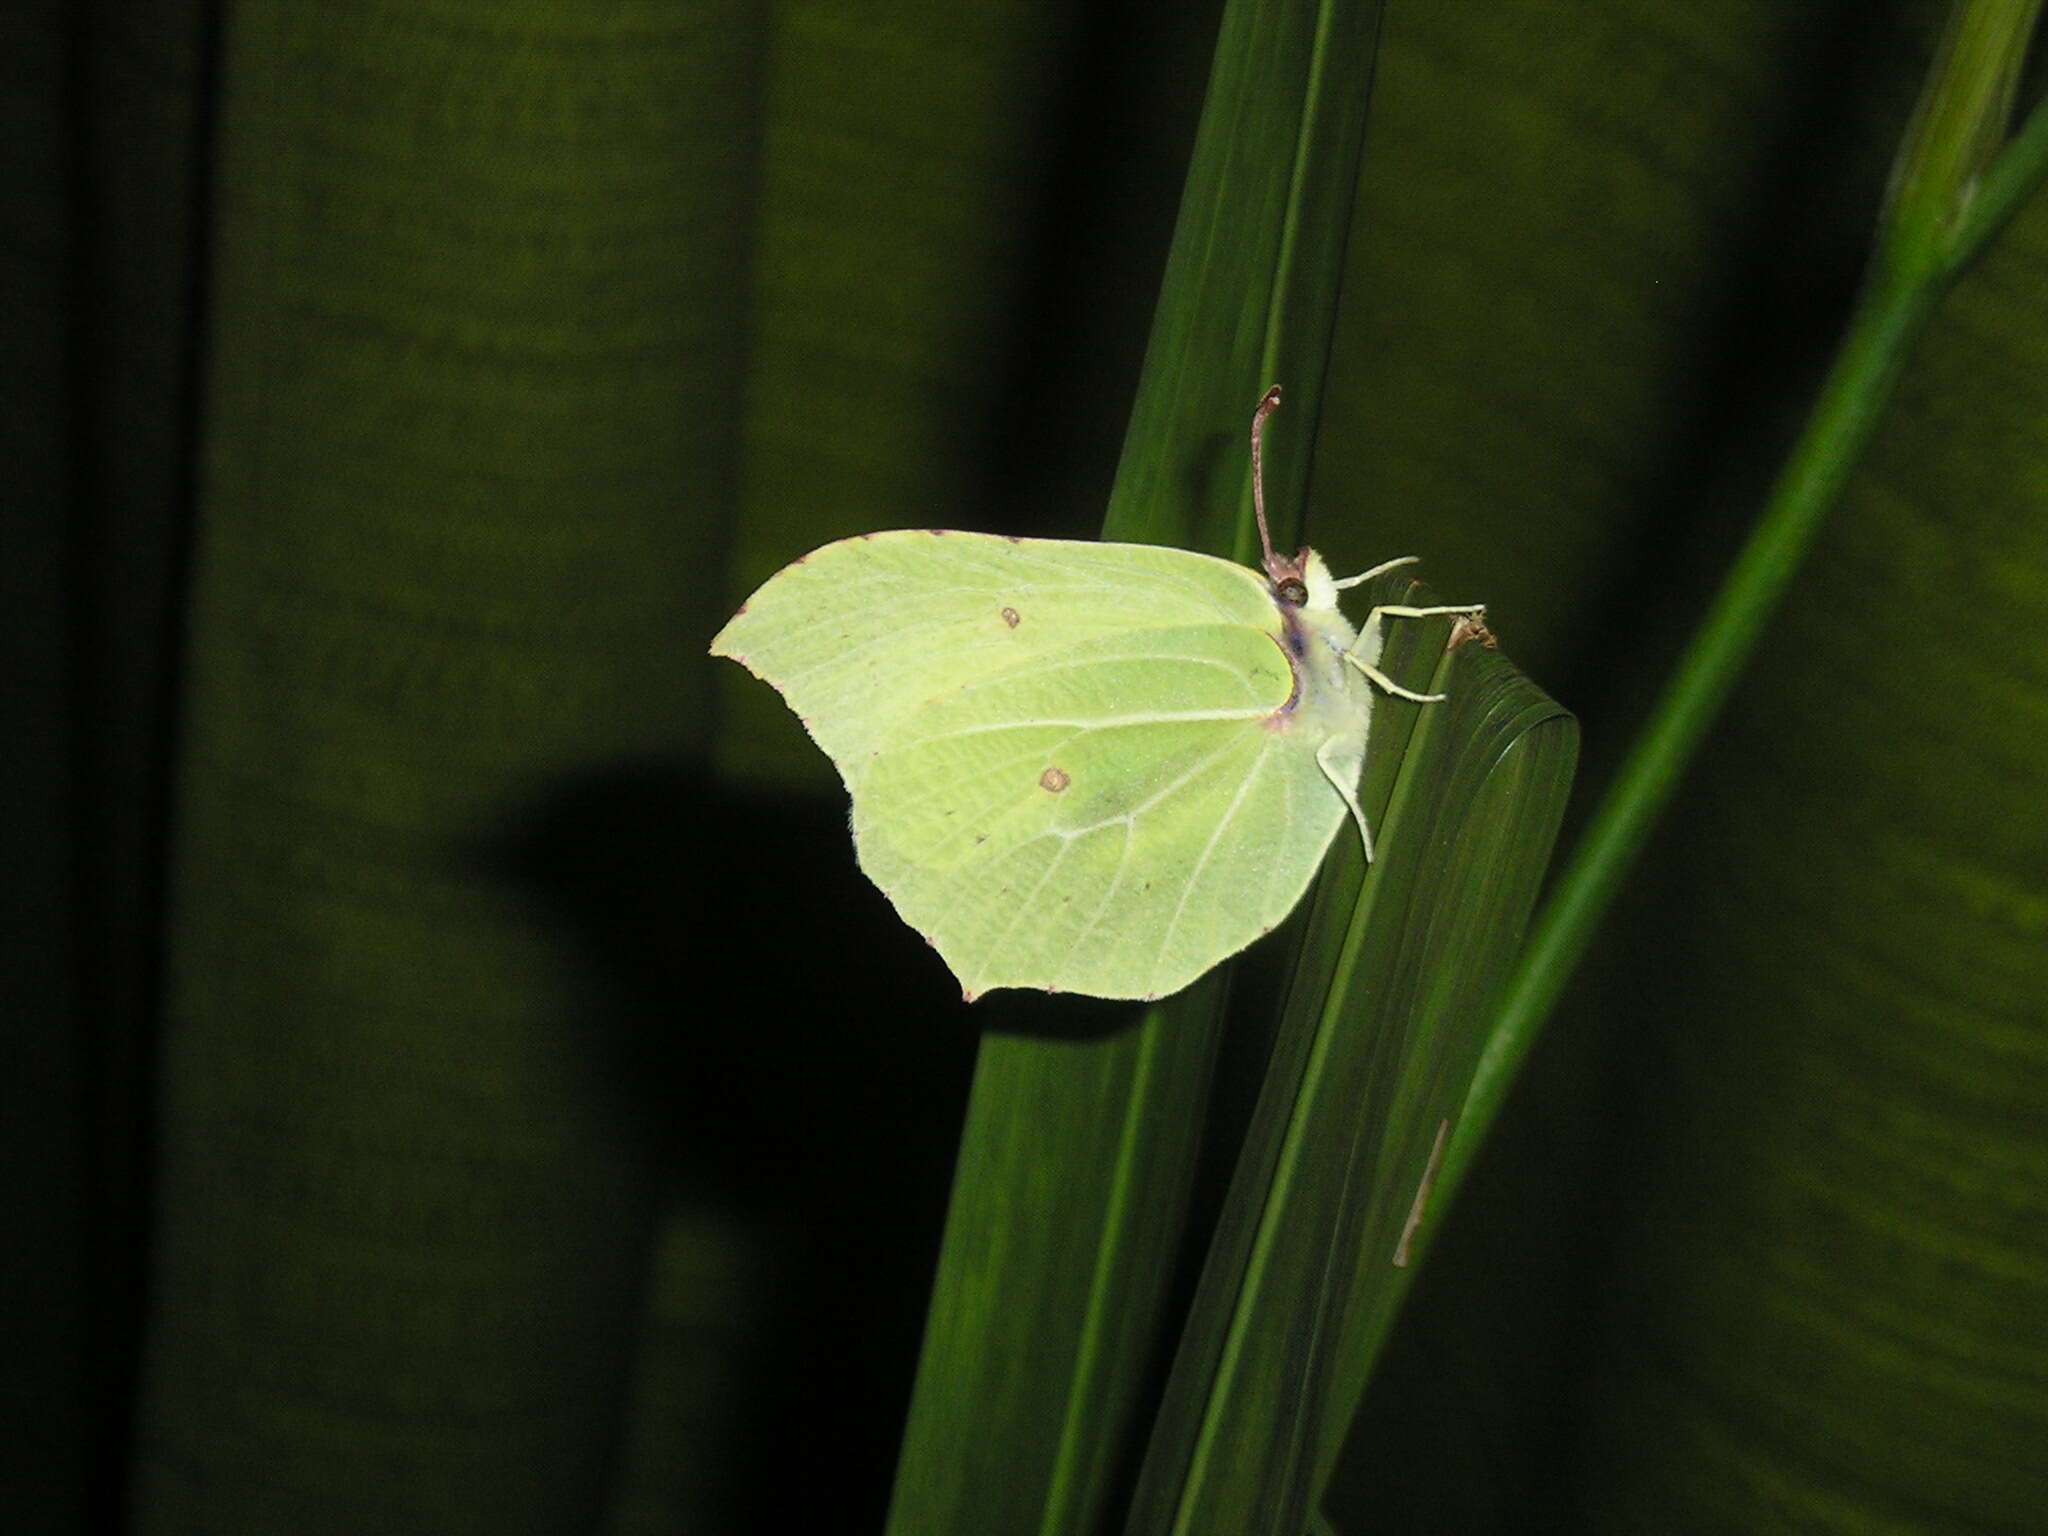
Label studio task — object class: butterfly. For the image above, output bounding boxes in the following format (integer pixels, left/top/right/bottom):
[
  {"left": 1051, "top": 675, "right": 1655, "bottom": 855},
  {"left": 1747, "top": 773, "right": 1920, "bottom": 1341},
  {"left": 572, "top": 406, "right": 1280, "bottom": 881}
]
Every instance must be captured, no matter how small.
[{"left": 710, "top": 388, "right": 1483, "bottom": 1000}]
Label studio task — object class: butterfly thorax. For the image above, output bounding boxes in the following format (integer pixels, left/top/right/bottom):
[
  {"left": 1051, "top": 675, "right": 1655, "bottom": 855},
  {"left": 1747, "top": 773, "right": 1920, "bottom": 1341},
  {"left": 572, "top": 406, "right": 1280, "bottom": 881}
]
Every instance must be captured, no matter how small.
[{"left": 1268, "top": 548, "right": 1373, "bottom": 738}]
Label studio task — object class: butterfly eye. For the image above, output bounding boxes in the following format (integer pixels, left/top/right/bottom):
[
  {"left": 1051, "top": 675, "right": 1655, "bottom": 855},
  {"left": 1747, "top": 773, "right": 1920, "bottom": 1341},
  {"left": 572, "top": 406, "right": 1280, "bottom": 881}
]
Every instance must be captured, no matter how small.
[{"left": 1275, "top": 576, "right": 1309, "bottom": 607}]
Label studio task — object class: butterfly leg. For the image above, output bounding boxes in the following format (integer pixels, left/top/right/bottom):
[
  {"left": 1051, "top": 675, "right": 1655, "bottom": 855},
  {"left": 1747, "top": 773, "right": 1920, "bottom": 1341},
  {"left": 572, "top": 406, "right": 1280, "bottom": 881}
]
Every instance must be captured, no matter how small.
[
  {"left": 1315, "top": 735, "right": 1377, "bottom": 863},
  {"left": 1346, "top": 653, "right": 1444, "bottom": 703},
  {"left": 1367, "top": 601, "right": 1489, "bottom": 625},
  {"left": 1345, "top": 602, "right": 1488, "bottom": 702}
]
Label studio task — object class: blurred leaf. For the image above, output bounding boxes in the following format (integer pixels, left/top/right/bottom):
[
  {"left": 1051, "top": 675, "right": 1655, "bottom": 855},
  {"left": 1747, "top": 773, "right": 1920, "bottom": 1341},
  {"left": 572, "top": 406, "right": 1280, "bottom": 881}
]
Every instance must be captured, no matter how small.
[
  {"left": 1318, "top": 4, "right": 2048, "bottom": 1529},
  {"left": 1315, "top": 2, "right": 1915, "bottom": 681},
  {"left": 1438, "top": 0, "right": 2048, "bottom": 1236},
  {"left": 1566, "top": 89, "right": 2048, "bottom": 1531},
  {"left": 132, "top": 4, "right": 763, "bottom": 1528}
]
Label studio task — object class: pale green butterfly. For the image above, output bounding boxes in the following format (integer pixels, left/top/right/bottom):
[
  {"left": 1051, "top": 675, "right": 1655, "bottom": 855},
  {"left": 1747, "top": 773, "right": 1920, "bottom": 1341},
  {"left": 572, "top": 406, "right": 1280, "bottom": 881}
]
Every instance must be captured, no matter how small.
[{"left": 710, "top": 388, "right": 1483, "bottom": 1002}]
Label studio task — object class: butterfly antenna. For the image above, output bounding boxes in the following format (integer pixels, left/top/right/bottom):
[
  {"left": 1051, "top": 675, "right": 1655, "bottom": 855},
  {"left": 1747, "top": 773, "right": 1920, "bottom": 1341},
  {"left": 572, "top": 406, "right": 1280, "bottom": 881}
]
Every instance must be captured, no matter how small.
[{"left": 1251, "top": 384, "right": 1283, "bottom": 567}]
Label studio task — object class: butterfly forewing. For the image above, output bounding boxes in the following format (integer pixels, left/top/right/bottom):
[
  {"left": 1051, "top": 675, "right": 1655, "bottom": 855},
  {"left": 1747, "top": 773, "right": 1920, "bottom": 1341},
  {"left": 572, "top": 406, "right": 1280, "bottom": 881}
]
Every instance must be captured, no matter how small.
[{"left": 709, "top": 532, "right": 1278, "bottom": 780}]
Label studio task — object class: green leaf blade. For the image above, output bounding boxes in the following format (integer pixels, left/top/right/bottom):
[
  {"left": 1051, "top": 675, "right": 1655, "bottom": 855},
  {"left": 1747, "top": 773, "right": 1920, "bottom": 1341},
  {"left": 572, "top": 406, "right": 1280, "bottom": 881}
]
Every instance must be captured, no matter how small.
[{"left": 1121, "top": 601, "right": 1574, "bottom": 1534}]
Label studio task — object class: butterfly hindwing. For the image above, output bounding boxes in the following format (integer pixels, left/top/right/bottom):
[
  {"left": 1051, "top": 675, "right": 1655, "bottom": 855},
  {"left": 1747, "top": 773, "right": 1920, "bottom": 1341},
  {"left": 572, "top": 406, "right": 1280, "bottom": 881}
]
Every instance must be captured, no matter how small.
[{"left": 850, "top": 619, "right": 1352, "bottom": 998}]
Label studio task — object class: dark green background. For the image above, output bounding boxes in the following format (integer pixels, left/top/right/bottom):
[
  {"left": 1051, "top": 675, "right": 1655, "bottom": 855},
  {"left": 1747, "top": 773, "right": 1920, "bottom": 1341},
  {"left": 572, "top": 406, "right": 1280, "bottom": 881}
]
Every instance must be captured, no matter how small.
[{"left": 7, "top": 1, "right": 2043, "bottom": 1531}]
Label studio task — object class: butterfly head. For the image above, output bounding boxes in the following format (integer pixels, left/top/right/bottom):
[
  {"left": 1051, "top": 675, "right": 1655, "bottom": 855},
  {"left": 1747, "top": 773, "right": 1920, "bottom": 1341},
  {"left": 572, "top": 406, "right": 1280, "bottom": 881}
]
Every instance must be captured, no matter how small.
[{"left": 1264, "top": 547, "right": 1340, "bottom": 613}]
